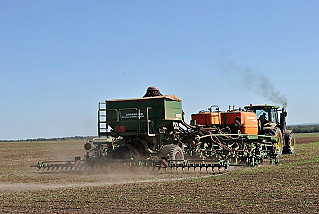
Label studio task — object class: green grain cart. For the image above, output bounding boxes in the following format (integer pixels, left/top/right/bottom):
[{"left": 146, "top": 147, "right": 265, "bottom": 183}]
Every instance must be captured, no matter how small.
[{"left": 86, "top": 87, "right": 186, "bottom": 160}]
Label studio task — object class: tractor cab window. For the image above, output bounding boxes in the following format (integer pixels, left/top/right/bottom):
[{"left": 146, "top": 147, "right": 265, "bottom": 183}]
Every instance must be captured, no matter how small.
[
  {"left": 270, "top": 109, "right": 279, "bottom": 123},
  {"left": 255, "top": 109, "right": 269, "bottom": 121},
  {"left": 269, "top": 109, "right": 275, "bottom": 123},
  {"left": 254, "top": 108, "right": 277, "bottom": 122}
]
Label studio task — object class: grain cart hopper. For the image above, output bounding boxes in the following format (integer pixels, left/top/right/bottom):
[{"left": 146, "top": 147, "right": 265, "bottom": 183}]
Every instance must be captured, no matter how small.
[{"left": 88, "top": 86, "right": 185, "bottom": 160}]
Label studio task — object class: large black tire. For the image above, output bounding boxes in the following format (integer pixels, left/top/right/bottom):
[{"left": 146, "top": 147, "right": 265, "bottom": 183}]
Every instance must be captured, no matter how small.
[
  {"left": 158, "top": 144, "right": 184, "bottom": 163},
  {"left": 266, "top": 128, "right": 284, "bottom": 155},
  {"left": 169, "top": 145, "right": 184, "bottom": 162},
  {"left": 283, "top": 132, "right": 296, "bottom": 154},
  {"left": 158, "top": 144, "right": 173, "bottom": 157}
]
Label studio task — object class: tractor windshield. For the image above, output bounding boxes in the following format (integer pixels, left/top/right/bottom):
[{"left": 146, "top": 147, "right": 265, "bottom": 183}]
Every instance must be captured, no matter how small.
[
  {"left": 254, "top": 108, "right": 277, "bottom": 122},
  {"left": 255, "top": 109, "right": 269, "bottom": 121}
]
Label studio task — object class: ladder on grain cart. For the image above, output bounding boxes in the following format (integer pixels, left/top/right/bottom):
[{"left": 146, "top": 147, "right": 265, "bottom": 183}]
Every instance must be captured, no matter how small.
[{"left": 98, "top": 102, "right": 108, "bottom": 136}]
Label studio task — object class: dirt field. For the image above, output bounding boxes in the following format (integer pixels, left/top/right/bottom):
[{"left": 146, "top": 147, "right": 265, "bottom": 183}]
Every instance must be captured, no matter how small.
[{"left": 1, "top": 134, "right": 318, "bottom": 213}]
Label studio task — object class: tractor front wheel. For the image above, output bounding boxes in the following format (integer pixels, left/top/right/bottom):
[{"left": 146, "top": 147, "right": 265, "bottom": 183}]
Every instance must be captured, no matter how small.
[
  {"left": 274, "top": 128, "right": 284, "bottom": 155},
  {"left": 284, "top": 132, "right": 296, "bottom": 154},
  {"left": 266, "top": 128, "right": 284, "bottom": 155}
]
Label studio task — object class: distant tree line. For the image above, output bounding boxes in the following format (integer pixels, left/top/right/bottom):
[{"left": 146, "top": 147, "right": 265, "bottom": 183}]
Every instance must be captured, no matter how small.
[
  {"left": 0, "top": 136, "right": 97, "bottom": 142},
  {"left": 2, "top": 124, "right": 319, "bottom": 142},
  {"left": 287, "top": 124, "right": 319, "bottom": 133}
]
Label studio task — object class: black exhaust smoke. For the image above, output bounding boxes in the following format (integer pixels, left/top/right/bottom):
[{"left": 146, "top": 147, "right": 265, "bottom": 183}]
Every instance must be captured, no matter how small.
[{"left": 218, "top": 58, "right": 288, "bottom": 107}]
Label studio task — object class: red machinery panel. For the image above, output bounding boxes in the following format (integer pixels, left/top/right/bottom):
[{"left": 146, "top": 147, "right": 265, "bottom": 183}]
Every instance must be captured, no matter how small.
[
  {"left": 191, "top": 112, "right": 220, "bottom": 126},
  {"left": 221, "top": 111, "right": 258, "bottom": 135}
]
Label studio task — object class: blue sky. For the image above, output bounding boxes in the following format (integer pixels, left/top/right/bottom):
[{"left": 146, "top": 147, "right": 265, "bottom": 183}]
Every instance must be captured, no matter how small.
[{"left": 1, "top": 1, "right": 318, "bottom": 140}]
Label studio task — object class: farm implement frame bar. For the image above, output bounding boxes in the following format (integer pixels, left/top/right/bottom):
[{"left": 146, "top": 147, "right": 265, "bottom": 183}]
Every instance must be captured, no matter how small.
[{"left": 32, "top": 155, "right": 279, "bottom": 173}]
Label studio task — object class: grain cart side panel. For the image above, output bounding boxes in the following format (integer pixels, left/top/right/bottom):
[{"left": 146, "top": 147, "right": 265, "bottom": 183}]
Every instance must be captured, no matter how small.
[
  {"left": 106, "top": 99, "right": 160, "bottom": 136},
  {"left": 105, "top": 96, "right": 182, "bottom": 137},
  {"left": 164, "top": 100, "right": 183, "bottom": 121}
]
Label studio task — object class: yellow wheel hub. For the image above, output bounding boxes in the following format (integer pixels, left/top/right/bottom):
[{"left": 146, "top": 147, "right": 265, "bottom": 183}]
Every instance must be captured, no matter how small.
[
  {"left": 290, "top": 137, "right": 295, "bottom": 150},
  {"left": 275, "top": 133, "right": 281, "bottom": 152}
]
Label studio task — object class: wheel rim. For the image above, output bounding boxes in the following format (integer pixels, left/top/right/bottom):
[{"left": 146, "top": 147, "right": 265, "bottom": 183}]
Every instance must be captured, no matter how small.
[
  {"left": 175, "top": 151, "right": 183, "bottom": 160},
  {"left": 275, "top": 133, "right": 282, "bottom": 152},
  {"left": 290, "top": 137, "right": 295, "bottom": 151}
]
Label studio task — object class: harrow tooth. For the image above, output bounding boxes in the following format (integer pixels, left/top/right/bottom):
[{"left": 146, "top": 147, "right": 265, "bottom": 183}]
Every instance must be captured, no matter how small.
[{"left": 33, "top": 157, "right": 250, "bottom": 175}]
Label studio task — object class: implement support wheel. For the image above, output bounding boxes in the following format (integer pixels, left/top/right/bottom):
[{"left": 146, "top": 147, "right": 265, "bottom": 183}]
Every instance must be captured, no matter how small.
[{"left": 159, "top": 144, "right": 184, "bottom": 164}]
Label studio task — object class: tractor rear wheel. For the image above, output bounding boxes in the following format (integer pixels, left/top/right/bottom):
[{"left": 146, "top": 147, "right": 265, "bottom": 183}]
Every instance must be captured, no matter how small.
[{"left": 284, "top": 132, "right": 296, "bottom": 154}]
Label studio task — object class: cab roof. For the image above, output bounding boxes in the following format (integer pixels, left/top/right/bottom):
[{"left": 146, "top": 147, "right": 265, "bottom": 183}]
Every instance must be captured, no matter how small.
[{"left": 244, "top": 104, "right": 280, "bottom": 110}]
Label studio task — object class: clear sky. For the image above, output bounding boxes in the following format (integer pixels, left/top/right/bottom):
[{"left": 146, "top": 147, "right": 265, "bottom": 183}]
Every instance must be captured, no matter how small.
[{"left": 1, "top": 1, "right": 318, "bottom": 140}]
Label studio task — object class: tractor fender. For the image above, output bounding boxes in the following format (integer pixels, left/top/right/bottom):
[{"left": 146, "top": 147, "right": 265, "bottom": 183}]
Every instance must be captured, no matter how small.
[
  {"left": 262, "top": 122, "right": 277, "bottom": 131},
  {"left": 285, "top": 130, "right": 292, "bottom": 138}
]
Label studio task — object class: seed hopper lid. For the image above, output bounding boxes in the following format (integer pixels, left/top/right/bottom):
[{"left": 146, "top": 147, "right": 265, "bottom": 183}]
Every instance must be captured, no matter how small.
[{"left": 108, "top": 95, "right": 181, "bottom": 102}]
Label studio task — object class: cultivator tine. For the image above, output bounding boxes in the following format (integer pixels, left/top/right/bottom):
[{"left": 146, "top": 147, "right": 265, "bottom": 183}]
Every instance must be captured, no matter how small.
[
  {"left": 32, "top": 157, "right": 247, "bottom": 174},
  {"left": 151, "top": 158, "right": 240, "bottom": 173}
]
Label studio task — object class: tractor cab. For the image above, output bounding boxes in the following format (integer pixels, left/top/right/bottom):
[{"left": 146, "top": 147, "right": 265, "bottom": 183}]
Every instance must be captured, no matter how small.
[
  {"left": 244, "top": 104, "right": 283, "bottom": 135},
  {"left": 244, "top": 105, "right": 280, "bottom": 125},
  {"left": 244, "top": 104, "right": 294, "bottom": 155}
]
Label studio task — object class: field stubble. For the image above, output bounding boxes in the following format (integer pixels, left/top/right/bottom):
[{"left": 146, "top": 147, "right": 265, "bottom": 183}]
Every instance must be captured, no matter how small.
[{"left": 0, "top": 134, "right": 318, "bottom": 213}]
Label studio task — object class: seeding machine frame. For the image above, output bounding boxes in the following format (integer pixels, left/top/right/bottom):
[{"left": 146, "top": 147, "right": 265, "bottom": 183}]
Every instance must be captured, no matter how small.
[{"left": 33, "top": 87, "right": 290, "bottom": 172}]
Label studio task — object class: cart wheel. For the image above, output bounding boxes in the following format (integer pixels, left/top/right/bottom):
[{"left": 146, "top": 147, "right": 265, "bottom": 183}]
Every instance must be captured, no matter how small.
[{"left": 159, "top": 144, "right": 184, "bottom": 164}]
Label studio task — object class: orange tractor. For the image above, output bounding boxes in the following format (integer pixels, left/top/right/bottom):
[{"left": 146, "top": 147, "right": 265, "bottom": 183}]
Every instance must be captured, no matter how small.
[{"left": 191, "top": 104, "right": 295, "bottom": 155}]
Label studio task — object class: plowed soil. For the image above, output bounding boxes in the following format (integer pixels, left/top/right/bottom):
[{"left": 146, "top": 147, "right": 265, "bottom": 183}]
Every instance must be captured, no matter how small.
[
  {"left": 1, "top": 133, "right": 318, "bottom": 213},
  {"left": 295, "top": 134, "right": 319, "bottom": 144}
]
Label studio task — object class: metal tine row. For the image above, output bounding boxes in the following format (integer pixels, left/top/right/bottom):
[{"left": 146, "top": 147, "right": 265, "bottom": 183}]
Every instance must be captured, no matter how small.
[
  {"left": 36, "top": 159, "right": 243, "bottom": 173},
  {"left": 166, "top": 164, "right": 227, "bottom": 173},
  {"left": 39, "top": 161, "right": 158, "bottom": 172}
]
